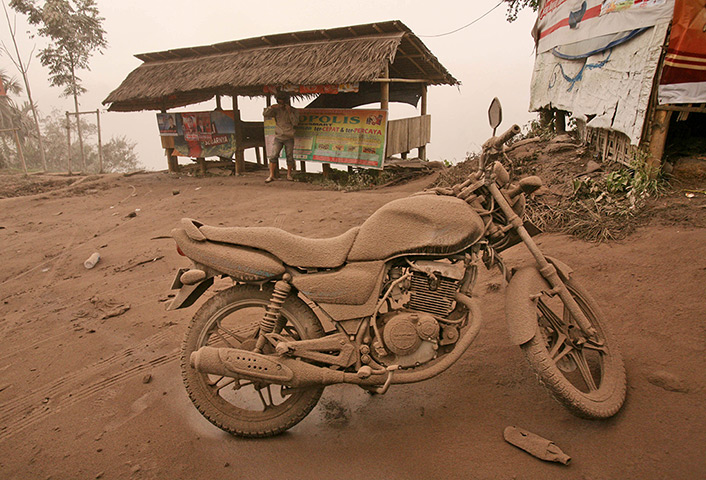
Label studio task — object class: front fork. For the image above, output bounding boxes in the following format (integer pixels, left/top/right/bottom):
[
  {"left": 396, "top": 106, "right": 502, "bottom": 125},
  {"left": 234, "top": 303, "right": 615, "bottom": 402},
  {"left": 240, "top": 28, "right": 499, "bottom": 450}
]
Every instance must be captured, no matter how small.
[{"left": 487, "top": 182, "right": 597, "bottom": 339}]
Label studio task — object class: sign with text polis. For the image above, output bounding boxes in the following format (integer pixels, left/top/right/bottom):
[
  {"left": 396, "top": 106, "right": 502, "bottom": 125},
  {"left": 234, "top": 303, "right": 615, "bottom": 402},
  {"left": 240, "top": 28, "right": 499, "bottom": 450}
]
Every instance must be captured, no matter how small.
[{"left": 265, "top": 108, "right": 388, "bottom": 169}]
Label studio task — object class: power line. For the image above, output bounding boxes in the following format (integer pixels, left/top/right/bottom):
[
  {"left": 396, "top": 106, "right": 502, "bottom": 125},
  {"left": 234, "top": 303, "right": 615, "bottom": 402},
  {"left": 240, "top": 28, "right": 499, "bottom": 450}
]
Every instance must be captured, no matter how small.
[{"left": 418, "top": 1, "right": 504, "bottom": 38}]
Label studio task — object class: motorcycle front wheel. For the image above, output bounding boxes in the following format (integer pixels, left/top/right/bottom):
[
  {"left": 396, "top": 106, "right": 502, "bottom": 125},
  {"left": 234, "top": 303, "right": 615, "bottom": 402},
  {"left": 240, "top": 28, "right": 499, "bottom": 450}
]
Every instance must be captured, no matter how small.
[
  {"left": 516, "top": 269, "right": 627, "bottom": 419},
  {"left": 181, "top": 284, "right": 325, "bottom": 437}
]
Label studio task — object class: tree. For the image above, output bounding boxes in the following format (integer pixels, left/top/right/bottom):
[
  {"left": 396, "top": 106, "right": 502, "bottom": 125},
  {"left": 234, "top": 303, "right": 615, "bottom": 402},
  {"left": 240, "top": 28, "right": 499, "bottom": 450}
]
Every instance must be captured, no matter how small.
[
  {"left": 2, "top": 0, "right": 47, "bottom": 171},
  {"left": 0, "top": 69, "right": 31, "bottom": 170},
  {"left": 10, "top": 0, "right": 107, "bottom": 172},
  {"left": 504, "top": 0, "right": 540, "bottom": 22},
  {"left": 102, "top": 136, "right": 140, "bottom": 173}
]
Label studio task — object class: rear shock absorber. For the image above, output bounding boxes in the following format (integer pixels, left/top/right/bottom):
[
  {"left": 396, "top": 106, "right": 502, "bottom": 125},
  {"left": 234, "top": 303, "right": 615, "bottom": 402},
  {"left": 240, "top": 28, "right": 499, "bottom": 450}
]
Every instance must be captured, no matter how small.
[{"left": 255, "top": 273, "right": 292, "bottom": 352}]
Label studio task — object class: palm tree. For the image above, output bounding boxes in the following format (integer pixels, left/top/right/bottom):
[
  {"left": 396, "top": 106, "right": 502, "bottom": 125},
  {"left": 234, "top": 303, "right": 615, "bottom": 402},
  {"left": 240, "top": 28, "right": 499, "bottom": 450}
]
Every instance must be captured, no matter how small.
[
  {"left": 0, "top": 69, "right": 23, "bottom": 129},
  {"left": 0, "top": 69, "right": 29, "bottom": 171}
]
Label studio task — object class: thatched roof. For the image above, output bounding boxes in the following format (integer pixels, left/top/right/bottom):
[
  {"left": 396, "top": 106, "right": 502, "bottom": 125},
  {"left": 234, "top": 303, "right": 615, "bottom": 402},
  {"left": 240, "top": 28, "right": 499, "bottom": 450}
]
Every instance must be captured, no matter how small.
[{"left": 103, "top": 20, "right": 458, "bottom": 112}]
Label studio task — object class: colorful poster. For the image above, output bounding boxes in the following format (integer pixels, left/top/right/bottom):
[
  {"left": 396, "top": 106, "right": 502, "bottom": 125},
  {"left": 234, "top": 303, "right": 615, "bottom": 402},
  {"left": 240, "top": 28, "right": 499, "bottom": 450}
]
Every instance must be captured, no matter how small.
[
  {"left": 533, "top": 0, "right": 674, "bottom": 53},
  {"left": 157, "top": 113, "right": 178, "bottom": 136},
  {"left": 658, "top": 0, "right": 706, "bottom": 104},
  {"left": 264, "top": 108, "right": 388, "bottom": 169},
  {"left": 157, "top": 110, "right": 238, "bottom": 158}
]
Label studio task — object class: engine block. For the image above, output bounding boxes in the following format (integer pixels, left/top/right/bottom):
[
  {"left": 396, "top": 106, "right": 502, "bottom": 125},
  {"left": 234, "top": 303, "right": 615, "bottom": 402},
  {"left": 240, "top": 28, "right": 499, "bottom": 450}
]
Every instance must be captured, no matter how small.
[{"left": 406, "top": 260, "right": 465, "bottom": 317}]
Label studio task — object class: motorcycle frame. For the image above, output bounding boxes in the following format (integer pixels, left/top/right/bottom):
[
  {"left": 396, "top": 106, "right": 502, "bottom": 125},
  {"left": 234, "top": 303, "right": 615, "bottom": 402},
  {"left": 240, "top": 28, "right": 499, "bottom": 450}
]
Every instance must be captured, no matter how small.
[{"left": 479, "top": 132, "right": 597, "bottom": 339}]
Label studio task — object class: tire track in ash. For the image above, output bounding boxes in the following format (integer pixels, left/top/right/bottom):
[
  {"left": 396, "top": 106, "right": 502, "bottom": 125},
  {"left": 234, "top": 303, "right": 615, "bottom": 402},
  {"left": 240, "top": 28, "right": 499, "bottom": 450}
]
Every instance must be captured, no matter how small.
[{"left": 0, "top": 329, "right": 180, "bottom": 443}]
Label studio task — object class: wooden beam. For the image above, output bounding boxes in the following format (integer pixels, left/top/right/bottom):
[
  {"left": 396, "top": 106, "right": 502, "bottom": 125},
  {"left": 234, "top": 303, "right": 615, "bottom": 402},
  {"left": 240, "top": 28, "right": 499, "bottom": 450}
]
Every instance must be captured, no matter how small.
[
  {"left": 370, "top": 78, "right": 428, "bottom": 83},
  {"left": 656, "top": 104, "right": 706, "bottom": 114}
]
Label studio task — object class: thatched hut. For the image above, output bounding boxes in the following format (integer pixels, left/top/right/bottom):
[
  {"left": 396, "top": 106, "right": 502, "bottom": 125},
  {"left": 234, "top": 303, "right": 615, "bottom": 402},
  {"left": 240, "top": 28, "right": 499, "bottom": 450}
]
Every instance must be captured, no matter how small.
[{"left": 103, "top": 20, "right": 458, "bottom": 174}]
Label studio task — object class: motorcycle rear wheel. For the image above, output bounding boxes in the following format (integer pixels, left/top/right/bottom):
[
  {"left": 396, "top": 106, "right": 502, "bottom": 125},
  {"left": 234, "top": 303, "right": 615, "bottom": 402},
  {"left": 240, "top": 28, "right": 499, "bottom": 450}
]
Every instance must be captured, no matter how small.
[
  {"left": 181, "top": 284, "right": 325, "bottom": 437},
  {"left": 519, "top": 272, "right": 627, "bottom": 419}
]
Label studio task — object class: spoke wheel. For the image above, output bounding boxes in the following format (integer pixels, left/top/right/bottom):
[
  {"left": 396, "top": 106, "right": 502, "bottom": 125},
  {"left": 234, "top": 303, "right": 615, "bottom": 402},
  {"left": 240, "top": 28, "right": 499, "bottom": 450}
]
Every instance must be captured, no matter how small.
[
  {"left": 181, "top": 284, "right": 325, "bottom": 437},
  {"left": 517, "top": 270, "right": 626, "bottom": 419}
]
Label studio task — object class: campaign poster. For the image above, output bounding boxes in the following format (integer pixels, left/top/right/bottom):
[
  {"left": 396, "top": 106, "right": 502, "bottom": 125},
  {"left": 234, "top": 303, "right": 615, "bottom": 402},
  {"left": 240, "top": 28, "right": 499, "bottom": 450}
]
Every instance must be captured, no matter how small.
[
  {"left": 157, "top": 113, "right": 178, "bottom": 136},
  {"left": 157, "top": 110, "right": 237, "bottom": 158},
  {"left": 264, "top": 108, "right": 388, "bottom": 169}
]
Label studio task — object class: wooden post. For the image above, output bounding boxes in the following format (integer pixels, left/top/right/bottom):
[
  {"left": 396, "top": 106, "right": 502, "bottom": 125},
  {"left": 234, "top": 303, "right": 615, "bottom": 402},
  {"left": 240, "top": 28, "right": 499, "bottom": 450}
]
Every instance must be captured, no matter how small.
[
  {"left": 255, "top": 146, "right": 261, "bottom": 165},
  {"left": 96, "top": 109, "right": 103, "bottom": 174},
  {"left": 11, "top": 128, "right": 28, "bottom": 175},
  {"left": 300, "top": 161, "right": 306, "bottom": 173},
  {"left": 166, "top": 148, "right": 179, "bottom": 172},
  {"left": 647, "top": 109, "right": 672, "bottom": 174},
  {"left": 322, "top": 163, "right": 332, "bottom": 179},
  {"left": 418, "top": 84, "right": 428, "bottom": 160},
  {"left": 197, "top": 157, "right": 206, "bottom": 176},
  {"left": 555, "top": 110, "right": 567, "bottom": 134},
  {"left": 539, "top": 108, "right": 553, "bottom": 130},
  {"left": 65, "top": 112, "right": 72, "bottom": 175},
  {"left": 232, "top": 95, "right": 245, "bottom": 176},
  {"left": 215, "top": 95, "right": 222, "bottom": 110},
  {"left": 380, "top": 63, "right": 390, "bottom": 111}
]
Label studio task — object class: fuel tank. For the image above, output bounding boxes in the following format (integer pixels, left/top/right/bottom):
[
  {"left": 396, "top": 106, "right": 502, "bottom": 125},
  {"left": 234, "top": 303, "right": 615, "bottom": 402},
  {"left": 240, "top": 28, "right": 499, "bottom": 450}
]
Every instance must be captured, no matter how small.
[{"left": 347, "top": 194, "right": 485, "bottom": 262}]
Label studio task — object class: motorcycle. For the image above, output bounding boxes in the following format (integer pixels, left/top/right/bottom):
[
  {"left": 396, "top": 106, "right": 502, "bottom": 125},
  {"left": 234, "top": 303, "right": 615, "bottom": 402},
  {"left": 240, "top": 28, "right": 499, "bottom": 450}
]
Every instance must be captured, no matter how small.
[{"left": 167, "top": 99, "right": 627, "bottom": 437}]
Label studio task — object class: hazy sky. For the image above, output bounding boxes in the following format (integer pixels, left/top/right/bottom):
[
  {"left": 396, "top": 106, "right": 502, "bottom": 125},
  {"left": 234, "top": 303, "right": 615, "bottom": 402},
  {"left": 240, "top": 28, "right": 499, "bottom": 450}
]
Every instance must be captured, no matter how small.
[{"left": 1, "top": 0, "right": 538, "bottom": 171}]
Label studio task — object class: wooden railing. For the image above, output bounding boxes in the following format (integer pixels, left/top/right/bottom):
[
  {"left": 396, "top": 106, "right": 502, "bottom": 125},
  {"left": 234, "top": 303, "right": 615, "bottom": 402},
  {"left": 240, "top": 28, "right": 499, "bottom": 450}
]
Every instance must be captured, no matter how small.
[{"left": 385, "top": 114, "right": 431, "bottom": 157}]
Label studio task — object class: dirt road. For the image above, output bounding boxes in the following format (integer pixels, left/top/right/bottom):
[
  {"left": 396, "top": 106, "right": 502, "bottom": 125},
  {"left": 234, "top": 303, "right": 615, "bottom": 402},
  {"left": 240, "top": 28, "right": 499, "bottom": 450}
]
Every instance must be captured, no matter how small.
[{"left": 0, "top": 171, "right": 704, "bottom": 479}]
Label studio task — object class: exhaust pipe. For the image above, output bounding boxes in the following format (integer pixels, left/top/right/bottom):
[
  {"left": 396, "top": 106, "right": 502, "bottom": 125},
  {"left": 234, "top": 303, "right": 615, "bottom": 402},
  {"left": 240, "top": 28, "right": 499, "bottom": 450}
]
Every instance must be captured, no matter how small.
[{"left": 190, "top": 293, "right": 482, "bottom": 388}]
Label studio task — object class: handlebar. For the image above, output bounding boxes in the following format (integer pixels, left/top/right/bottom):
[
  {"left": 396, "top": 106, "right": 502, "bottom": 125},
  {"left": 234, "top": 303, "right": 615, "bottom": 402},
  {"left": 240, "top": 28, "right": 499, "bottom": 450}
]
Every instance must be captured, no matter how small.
[{"left": 491, "top": 124, "right": 521, "bottom": 150}]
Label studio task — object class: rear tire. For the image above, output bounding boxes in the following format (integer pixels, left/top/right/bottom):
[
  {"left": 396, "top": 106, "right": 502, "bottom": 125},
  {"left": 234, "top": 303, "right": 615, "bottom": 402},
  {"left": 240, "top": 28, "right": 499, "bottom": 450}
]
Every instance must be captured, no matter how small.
[
  {"left": 518, "top": 271, "right": 627, "bottom": 419},
  {"left": 181, "top": 284, "right": 325, "bottom": 437}
]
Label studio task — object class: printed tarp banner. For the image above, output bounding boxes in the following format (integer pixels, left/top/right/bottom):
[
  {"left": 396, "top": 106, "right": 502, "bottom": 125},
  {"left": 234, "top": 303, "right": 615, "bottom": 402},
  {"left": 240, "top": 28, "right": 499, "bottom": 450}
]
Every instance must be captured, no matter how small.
[
  {"left": 530, "top": 22, "right": 670, "bottom": 144},
  {"left": 534, "top": 0, "right": 674, "bottom": 53},
  {"left": 157, "top": 111, "right": 237, "bottom": 158},
  {"left": 658, "top": 0, "right": 706, "bottom": 104},
  {"left": 265, "top": 108, "right": 388, "bottom": 169},
  {"left": 263, "top": 84, "right": 359, "bottom": 95}
]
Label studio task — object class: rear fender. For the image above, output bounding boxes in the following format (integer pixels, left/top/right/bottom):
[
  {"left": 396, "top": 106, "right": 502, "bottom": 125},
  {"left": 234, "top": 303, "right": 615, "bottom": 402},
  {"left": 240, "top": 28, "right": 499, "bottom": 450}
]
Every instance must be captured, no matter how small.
[
  {"left": 166, "top": 276, "right": 214, "bottom": 311},
  {"left": 504, "top": 258, "right": 573, "bottom": 346}
]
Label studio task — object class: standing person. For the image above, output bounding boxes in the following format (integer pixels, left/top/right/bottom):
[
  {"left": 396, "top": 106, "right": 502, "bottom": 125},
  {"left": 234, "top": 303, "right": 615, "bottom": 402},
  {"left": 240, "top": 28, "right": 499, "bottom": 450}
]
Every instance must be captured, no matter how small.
[{"left": 263, "top": 91, "right": 299, "bottom": 182}]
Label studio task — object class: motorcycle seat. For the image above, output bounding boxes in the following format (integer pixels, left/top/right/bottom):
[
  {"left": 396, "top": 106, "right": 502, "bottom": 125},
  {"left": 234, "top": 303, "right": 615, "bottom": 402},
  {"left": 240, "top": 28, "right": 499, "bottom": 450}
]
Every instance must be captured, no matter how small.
[{"left": 184, "top": 218, "right": 359, "bottom": 269}]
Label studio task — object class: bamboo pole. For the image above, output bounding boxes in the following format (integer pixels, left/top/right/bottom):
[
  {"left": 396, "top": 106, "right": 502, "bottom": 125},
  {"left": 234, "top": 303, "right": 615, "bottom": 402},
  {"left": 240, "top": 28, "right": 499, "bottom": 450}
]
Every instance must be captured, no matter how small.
[
  {"left": 96, "top": 109, "right": 103, "bottom": 173},
  {"left": 65, "top": 112, "right": 72, "bottom": 175},
  {"left": 380, "top": 62, "right": 390, "bottom": 111},
  {"left": 232, "top": 95, "right": 245, "bottom": 176}
]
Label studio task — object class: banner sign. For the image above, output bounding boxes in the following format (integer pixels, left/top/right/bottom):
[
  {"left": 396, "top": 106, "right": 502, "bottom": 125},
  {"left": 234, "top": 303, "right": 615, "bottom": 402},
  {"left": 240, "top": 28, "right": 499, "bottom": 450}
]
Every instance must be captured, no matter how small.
[
  {"left": 658, "top": 0, "right": 706, "bottom": 104},
  {"left": 534, "top": 0, "right": 674, "bottom": 53},
  {"left": 264, "top": 83, "right": 359, "bottom": 95},
  {"left": 264, "top": 108, "right": 388, "bottom": 169},
  {"left": 157, "top": 110, "right": 237, "bottom": 158}
]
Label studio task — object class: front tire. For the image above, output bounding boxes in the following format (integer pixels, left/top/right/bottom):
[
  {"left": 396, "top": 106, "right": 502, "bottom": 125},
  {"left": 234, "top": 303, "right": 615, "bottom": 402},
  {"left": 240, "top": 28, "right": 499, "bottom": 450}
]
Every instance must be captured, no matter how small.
[
  {"left": 516, "top": 269, "right": 627, "bottom": 419},
  {"left": 181, "top": 284, "right": 325, "bottom": 437}
]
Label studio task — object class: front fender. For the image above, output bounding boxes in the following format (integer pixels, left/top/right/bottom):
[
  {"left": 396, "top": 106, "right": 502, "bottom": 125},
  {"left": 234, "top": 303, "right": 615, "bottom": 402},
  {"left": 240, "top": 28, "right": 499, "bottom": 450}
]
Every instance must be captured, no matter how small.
[{"left": 504, "top": 266, "right": 554, "bottom": 345}]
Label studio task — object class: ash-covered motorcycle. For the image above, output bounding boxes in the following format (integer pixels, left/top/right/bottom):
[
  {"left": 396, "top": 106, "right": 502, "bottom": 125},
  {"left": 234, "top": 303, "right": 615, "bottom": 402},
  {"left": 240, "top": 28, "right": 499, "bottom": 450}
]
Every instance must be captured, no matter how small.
[{"left": 167, "top": 99, "right": 626, "bottom": 437}]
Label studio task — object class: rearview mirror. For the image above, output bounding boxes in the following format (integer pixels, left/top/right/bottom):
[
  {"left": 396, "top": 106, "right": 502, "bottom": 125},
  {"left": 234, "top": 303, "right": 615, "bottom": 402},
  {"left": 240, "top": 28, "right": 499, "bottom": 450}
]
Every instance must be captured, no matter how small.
[{"left": 488, "top": 97, "right": 502, "bottom": 133}]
